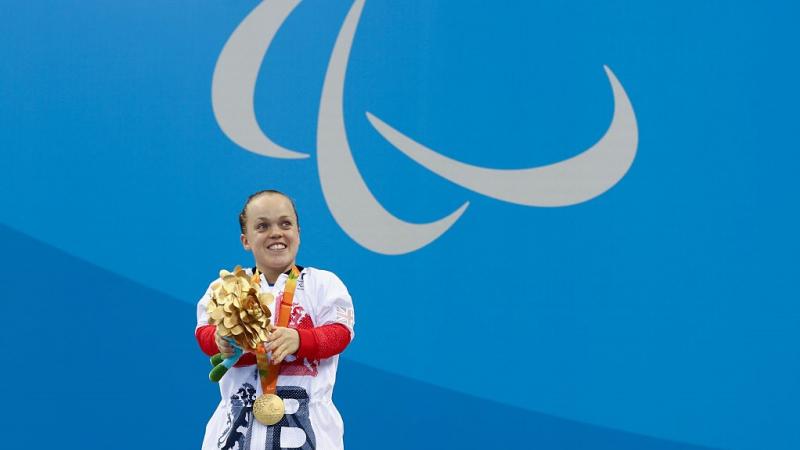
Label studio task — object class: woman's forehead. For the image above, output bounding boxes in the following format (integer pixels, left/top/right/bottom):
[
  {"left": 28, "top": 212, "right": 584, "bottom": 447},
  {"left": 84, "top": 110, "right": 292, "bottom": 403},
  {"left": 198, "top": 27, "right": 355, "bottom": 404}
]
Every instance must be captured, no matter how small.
[{"left": 247, "top": 194, "right": 296, "bottom": 219}]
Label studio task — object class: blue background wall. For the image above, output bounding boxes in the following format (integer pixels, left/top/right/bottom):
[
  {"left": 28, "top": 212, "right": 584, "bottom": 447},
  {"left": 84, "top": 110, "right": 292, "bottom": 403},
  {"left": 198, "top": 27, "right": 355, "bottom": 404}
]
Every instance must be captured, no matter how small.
[{"left": 1, "top": 1, "right": 798, "bottom": 449}]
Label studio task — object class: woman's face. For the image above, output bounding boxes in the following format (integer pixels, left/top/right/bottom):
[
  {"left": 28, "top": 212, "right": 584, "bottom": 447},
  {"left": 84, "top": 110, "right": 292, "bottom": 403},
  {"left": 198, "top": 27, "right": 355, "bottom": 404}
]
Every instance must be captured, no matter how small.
[{"left": 240, "top": 193, "right": 300, "bottom": 281}]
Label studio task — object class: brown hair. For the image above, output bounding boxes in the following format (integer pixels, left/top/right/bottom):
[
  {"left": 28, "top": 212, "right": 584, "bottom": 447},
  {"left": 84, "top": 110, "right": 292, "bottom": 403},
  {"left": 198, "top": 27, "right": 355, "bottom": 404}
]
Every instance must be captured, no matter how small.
[{"left": 238, "top": 189, "right": 300, "bottom": 234}]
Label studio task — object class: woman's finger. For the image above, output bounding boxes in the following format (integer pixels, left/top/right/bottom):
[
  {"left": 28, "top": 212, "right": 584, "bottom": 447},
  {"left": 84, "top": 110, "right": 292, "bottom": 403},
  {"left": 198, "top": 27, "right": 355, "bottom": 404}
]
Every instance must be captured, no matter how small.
[
  {"left": 273, "top": 342, "right": 290, "bottom": 364},
  {"left": 267, "top": 335, "right": 281, "bottom": 351}
]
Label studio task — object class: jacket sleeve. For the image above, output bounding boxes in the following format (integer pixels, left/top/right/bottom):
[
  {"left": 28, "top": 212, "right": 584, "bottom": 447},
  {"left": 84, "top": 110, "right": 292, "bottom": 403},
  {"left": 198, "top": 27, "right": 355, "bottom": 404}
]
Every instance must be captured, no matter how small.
[{"left": 295, "top": 323, "right": 352, "bottom": 360}]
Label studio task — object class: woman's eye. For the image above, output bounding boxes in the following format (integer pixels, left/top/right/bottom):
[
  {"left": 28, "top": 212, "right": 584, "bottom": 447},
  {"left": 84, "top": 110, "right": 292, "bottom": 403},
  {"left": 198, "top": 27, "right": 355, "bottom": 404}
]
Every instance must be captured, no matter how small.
[
  {"left": 256, "top": 223, "right": 268, "bottom": 230},
  {"left": 281, "top": 221, "right": 292, "bottom": 228}
]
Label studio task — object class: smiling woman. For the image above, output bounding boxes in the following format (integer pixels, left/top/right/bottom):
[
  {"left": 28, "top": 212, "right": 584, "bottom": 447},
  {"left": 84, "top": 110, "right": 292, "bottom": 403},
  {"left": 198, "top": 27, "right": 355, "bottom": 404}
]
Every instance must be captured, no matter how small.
[{"left": 195, "top": 190, "right": 356, "bottom": 450}]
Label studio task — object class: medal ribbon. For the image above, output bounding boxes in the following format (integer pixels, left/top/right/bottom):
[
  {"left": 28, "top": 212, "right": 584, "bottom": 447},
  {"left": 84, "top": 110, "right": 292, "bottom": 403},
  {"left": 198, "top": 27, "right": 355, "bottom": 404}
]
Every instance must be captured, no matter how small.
[{"left": 256, "top": 266, "right": 300, "bottom": 396}]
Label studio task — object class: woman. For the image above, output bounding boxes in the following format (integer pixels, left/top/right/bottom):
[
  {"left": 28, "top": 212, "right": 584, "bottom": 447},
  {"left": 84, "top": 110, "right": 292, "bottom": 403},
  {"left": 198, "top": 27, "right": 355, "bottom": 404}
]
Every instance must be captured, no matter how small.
[{"left": 196, "top": 190, "right": 355, "bottom": 450}]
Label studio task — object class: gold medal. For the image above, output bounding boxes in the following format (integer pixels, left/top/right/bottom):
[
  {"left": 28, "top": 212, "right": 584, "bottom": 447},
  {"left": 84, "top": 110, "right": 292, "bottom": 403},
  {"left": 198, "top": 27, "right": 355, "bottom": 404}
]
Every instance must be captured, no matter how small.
[{"left": 253, "top": 394, "right": 285, "bottom": 426}]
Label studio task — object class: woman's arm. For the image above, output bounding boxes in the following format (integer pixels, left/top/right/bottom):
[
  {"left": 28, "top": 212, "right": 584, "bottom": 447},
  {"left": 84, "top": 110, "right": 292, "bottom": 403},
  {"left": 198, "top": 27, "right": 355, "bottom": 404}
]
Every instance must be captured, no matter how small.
[
  {"left": 195, "top": 324, "right": 257, "bottom": 366},
  {"left": 295, "top": 323, "right": 351, "bottom": 360}
]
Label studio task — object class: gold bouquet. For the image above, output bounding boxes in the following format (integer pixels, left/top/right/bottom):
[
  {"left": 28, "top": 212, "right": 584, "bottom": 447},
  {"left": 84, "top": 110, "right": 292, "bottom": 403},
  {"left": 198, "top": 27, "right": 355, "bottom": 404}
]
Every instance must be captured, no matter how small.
[{"left": 207, "top": 266, "right": 274, "bottom": 352}]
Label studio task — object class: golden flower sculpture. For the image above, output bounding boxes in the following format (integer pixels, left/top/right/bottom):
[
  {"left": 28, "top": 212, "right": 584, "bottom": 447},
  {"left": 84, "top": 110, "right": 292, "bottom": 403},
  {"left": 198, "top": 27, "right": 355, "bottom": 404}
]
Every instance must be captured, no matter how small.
[{"left": 207, "top": 266, "right": 274, "bottom": 351}]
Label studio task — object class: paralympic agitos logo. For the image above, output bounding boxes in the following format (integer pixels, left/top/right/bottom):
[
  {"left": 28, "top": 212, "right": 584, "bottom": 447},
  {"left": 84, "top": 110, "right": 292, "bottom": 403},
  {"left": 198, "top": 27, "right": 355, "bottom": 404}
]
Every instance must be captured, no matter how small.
[{"left": 211, "top": 0, "right": 639, "bottom": 255}]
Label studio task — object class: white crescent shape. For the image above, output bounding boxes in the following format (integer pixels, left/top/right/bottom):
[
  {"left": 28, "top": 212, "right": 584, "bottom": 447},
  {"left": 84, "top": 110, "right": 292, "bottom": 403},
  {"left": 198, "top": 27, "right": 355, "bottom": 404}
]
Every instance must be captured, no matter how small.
[
  {"left": 317, "top": 0, "right": 469, "bottom": 255},
  {"left": 211, "top": 0, "right": 309, "bottom": 159},
  {"left": 366, "top": 66, "right": 639, "bottom": 206}
]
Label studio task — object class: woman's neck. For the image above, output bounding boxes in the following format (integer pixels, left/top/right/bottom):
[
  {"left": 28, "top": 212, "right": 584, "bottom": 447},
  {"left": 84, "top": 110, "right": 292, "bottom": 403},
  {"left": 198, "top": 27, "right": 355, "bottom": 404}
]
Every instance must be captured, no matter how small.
[{"left": 260, "top": 265, "right": 293, "bottom": 284}]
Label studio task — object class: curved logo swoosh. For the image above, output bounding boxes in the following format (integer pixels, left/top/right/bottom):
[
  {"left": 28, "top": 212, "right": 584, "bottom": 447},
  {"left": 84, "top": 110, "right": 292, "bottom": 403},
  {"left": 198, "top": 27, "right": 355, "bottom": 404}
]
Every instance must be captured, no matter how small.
[
  {"left": 317, "top": 0, "right": 469, "bottom": 255},
  {"left": 212, "top": 0, "right": 639, "bottom": 254},
  {"left": 211, "top": 0, "right": 308, "bottom": 159},
  {"left": 366, "top": 66, "right": 638, "bottom": 207}
]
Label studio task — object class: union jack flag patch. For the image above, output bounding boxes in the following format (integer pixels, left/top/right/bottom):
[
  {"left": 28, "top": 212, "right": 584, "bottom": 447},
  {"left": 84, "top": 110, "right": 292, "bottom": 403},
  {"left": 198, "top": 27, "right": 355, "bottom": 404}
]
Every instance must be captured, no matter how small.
[{"left": 335, "top": 305, "right": 355, "bottom": 328}]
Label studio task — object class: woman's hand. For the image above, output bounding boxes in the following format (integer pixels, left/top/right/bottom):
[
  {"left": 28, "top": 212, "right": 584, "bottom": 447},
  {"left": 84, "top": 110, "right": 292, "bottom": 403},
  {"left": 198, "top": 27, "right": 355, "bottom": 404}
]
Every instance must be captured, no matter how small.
[
  {"left": 215, "top": 329, "right": 236, "bottom": 358},
  {"left": 266, "top": 326, "right": 299, "bottom": 364}
]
